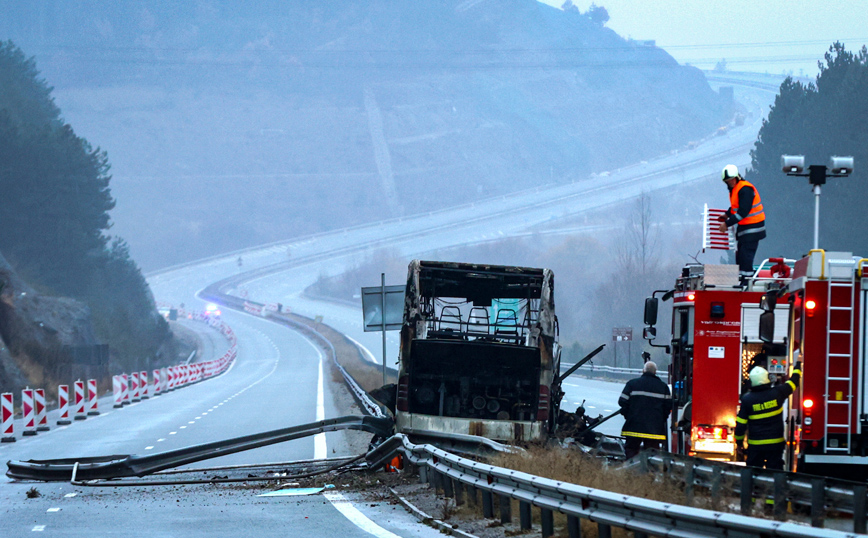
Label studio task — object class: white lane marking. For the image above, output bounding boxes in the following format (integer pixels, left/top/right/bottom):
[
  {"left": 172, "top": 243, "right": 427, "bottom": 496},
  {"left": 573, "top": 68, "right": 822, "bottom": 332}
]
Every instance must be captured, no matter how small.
[
  {"left": 188, "top": 421, "right": 195, "bottom": 424},
  {"left": 157, "top": 438, "right": 165, "bottom": 442},
  {"left": 323, "top": 492, "right": 401, "bottom": 538},
  {"left": 169, "top": 432, "right": 177, "bottom": 435},
  {"left": 64, "top": 493, "right": 76, "bottom": 498},
  {"left": 46, "top": 508, "right": 60, "bottom": 512},
  {"left": 145, "top": 446, "right": 154, "bottom": 450},
  {"left": 314, "top": 357, "right": 327, "bottom": 460},
  {"left": 32, "top": 526, "right": 45, "bottom": 531},
  {"left": 604, "top": 409, "right": 613, "bottom": 412},
  {"left": 195, "top": 416, "right": 202, "bottom": 419},
  {"left": 180, "top": 426, "right": 187, "bottom": 429}
]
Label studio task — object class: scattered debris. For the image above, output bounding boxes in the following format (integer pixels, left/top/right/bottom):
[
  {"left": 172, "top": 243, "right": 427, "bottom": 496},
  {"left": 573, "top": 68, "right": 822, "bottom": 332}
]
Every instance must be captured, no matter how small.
[{"left": 26, "top": 487, "right": 41, "bottom": 499}]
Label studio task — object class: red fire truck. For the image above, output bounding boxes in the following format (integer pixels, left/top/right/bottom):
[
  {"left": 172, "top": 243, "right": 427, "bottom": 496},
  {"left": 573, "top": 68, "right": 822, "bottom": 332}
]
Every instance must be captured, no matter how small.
[
  {"left": 758, "top": 250, "right": 868, "bottom": 476},
  {"left": 643, "top": 258, "right": 794, "bottom": 461}
]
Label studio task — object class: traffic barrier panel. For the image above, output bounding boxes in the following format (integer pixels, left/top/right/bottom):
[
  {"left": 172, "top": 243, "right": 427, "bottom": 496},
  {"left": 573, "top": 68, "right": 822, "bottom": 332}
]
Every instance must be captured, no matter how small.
[
  {"left": 140, "top": 371, "right": 149, "bottom": 399},
  {"left": 168, "top": 366, "right": 175, "bottom": 391},
  {"left": 35, "top": 388, "right": 49, "bottom": 431},
  {"left": 153, "top": 369, "right": 161, "bottom": 396},
  {"left": 131, "top": 372, "right": 140, "bottom": 402},
  {"left": 22, "top": 388, "right": 36, "bottom": 436},
  {"left": 112, "top": 376, "right": 123, "bottom": 408},
  {"left": 87, "top": 379, "right": 99, "bottom": 415},
  {"left": 73, "top": 380, "right": 86, "bottom": 420},
  {"left": 121, "top": 374, "right": 129, "bottom": 405},
  {"left": 57, "top": 385, "right": 71, "bottom": 425},
  {"left": 161, "top": 367, "right": 168, "bottom": 392},
  {"left": 2, "top": 392, "right": 15, "bottom": 442}
]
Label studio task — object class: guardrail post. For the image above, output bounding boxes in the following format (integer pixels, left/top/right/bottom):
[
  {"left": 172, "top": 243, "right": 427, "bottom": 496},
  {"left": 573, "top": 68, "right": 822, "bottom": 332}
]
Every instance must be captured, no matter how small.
[
  {"left": 466, "top": 485, "right": 477, "bottom": 507},
  {"left": 567, "top": 515, "right": 581, "bottom": 538},
  {"left": 443, "top": 476, "right": 454, "bottom": 498},
  {"left": 597, "top": 523, "right": 612, "bottom": 538},
  {"left": 541, "top": 508, "right": 554, "bottom": 537},
  {"left": 773, "top": 472, "right": 786, "bottom": 521},
  {"left": 519, "top": 501, "right": 532, "bottom": 530},
  {"left": 710, "top": 466, "right": 722, "bottom": 509},
  {"left": 499, "top": 494, "right": 512, "bottom": 524},
  {"left": 454, "top": 479, "right": 464, "bottom": 505},
  {"left": 638, "top": 451, "right": 649, "bottom": 473},
  {"left": 740, "top": 467, "right": 753, "bottom": 515},
  {"left": 854, "top": 484, "right": 867, "bottom": 534},
  {"left": 685, "top": 459, "right": 695, "bottom": 506},
  {"left": 482, "top": 491, "right": 494, "bottom": 518},
  {"left": 810, "top": 478, "right": 825, "bottom": 528},
  {"left": 418, "top": 466, "right": 428, "bottom": 484}
]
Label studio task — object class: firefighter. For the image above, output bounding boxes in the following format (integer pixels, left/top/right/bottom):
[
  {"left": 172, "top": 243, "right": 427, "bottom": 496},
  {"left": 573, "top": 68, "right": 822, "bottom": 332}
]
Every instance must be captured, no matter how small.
[
  {"left": 734, "top": 362, "right": 802, "bottom": 470},
  {"left": 618, "top": 361, "right": 671, "bottom": 459},
  {"left": 717, "top": 164, "right": 766, "bottom": 285}
]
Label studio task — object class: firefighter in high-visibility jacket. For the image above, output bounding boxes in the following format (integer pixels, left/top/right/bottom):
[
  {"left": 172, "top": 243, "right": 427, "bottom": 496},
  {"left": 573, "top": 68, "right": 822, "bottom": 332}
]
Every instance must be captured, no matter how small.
[
  {"left": 717, "top": 164, "right": 766, "bottom": 284},
  {"left": 734, "top": 363, "right": 801, "bottom": 469},
  {"left": 618, "top": 361, "right": 671, "bottom": 459}
]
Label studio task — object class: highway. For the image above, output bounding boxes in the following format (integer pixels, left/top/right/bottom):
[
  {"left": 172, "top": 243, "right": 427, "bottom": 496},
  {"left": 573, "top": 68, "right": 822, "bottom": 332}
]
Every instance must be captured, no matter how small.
[{"left": 2, "top": 73, "right": 784, "bottom": 536}]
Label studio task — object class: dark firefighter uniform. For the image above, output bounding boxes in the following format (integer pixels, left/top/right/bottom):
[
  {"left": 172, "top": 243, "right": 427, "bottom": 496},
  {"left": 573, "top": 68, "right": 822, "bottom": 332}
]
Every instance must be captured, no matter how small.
[
  {"left": 619, "top": 368, "right": 671, "bottom": 459},
  {"left": 734, "top": 364, "right": 801, "bottom": 469}
]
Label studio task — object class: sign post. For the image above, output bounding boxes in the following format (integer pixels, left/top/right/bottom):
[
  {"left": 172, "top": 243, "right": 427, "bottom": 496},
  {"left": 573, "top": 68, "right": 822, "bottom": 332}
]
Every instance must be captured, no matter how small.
[
  {"left": 361, "top": 280, "right": 405, "bottom": 386},
  {"left": 611, "top": 327, "right": 633, "bottom": 367}
]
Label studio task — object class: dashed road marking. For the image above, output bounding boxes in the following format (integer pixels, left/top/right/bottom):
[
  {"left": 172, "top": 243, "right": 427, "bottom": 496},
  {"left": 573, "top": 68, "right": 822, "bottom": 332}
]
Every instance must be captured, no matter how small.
[
  {"left": 64, "top": 493, "right": 76, "bottom": 498},
  {"left": 46, "top": 508, "right": 60, "bottom": 513},
  {"left": 145, "top": 446, "right": 154, "bottom": 450},
  {"left": 32, "top": 526, "right": 45, "bottom": 532},
  {"left": 157, "top": 438, "right": 165, "bottom": 442},
  {"left": 169, "top": 431, "right": 177, "bottom": 435}
]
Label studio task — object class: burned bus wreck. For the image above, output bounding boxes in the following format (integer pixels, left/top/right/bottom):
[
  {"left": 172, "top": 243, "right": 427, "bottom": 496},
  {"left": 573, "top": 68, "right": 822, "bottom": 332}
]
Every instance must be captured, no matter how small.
[{"left": 394, "top": 260, "right": 558, "bottom": 442}]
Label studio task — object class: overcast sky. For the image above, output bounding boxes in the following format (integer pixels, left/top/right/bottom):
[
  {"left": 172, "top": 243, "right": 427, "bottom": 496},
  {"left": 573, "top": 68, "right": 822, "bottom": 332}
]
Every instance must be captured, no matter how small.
[{"left": 539, "top": 0, "right": 867, "bottom": 76}]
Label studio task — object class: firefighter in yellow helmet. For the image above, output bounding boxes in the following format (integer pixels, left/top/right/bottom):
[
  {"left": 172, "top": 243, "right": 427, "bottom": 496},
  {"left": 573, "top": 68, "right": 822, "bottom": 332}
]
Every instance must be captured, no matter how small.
[
  {"left": 718, "top": 164, "right": 766, "bottom": 285},
  {"left": 734, "top": 362, "right": 801, "bottom": 469}
]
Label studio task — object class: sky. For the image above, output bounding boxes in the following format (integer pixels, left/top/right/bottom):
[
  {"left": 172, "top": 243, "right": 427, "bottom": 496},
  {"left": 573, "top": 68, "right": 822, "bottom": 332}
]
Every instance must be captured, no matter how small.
[{"left": 539, "top": 0, "right": 868, "bottom": 77}]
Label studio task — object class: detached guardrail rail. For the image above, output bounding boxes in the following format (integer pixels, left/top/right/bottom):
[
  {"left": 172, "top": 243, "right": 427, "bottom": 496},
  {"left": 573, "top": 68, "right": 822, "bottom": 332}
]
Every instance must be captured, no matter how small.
[{"left": 368, "top": 434, "right": 864, "bottom": 538}]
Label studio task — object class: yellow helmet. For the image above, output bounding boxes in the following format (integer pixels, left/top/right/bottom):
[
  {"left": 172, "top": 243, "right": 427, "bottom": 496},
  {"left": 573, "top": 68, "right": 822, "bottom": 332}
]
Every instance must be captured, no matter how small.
[{"left": 722, "top": 164, "right": 740, "bottom": 181}]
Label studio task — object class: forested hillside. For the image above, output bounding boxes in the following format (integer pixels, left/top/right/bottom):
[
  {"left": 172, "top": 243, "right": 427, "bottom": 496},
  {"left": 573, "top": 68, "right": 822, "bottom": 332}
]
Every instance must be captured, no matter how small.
[
  {"left": 748, "top": 43, "right": 868, "bottom": 259},
  {"left": 0, "top": 1, "right": 734, "bottom": 269},
  {"left": 0, "top": 41, "right": 172, "bottom": 384}
]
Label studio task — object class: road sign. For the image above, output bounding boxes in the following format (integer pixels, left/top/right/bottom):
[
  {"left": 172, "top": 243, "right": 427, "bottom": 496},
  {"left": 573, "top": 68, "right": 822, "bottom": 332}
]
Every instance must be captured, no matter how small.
[
  {"left": 612, "top": 327, "right": 632, "bottom": 342},
  {"left": 361, "top": 285, "right": 405, "bottom": 332}
]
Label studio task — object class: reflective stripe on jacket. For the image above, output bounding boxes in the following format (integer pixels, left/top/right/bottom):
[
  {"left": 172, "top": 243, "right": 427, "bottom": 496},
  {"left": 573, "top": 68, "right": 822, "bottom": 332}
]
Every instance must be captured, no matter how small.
[
  {"left": 734, "top": 369, "right": 801, "bottom": 446},
  {"left": 619, "top": 372, "right": 671, "bottom": 440},
  {"left": 729, "top": 180, "right": 765, "bottom": 225}
]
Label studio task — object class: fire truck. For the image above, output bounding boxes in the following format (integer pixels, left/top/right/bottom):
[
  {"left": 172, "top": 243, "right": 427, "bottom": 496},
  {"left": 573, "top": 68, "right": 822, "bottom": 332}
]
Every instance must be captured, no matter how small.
[
  {"left": 643, "top": 258, "right": 794, "bottom": 461},
  {"left": 757, "top": 250, "right": 868, "bottom": 476}
]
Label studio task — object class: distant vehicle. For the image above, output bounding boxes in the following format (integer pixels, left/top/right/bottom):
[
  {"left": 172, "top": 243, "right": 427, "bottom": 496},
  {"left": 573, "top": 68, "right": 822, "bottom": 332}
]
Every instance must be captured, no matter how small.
[{"left": 394, "top": 260, "right": 560, "bottom": 442}]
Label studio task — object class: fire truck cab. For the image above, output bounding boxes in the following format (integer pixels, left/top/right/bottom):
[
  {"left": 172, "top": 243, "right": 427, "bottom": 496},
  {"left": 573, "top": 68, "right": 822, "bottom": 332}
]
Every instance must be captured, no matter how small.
[
  {"left": 760, "top": 250, "right": 868, "bottom": 476},
  {"left": 644, "top": 259, "right": 793, "bottom": 461}
]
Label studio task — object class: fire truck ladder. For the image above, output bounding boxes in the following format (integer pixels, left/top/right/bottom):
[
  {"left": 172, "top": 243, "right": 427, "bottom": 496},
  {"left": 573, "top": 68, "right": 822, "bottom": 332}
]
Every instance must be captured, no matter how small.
[{"left": 824, "top": 264, "right": 858, "bottom": 454}]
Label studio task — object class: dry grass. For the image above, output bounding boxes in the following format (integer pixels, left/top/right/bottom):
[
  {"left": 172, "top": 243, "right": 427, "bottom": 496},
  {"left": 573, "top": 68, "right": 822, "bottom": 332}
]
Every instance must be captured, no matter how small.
[{"left": 491, "top": 445, "right": 684, "bottom": 505}]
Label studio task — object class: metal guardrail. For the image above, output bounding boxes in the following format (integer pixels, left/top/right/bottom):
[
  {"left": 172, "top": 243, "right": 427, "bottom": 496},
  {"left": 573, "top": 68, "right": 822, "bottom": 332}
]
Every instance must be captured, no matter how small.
[
  {"left": 367, "top": 434, "right": 863, "bottom": 538},
  {"left": 640, "top": 451, "right": 868, "bottom": 533},
  {"left": 7, "top": 415, "right": 392, "bottom": 482}
]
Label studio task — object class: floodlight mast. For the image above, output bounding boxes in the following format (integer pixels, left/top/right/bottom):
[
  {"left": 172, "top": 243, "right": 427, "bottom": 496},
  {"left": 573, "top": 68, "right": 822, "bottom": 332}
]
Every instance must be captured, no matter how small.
[{"left": 781, "top": 155, "right": 854, "bottom": 249}]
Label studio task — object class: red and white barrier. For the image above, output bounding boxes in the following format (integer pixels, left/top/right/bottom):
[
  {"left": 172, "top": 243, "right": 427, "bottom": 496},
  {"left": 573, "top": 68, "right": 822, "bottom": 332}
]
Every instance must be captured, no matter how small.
[
  {"left": 2, "top": 392, "right": 15, "bottom": 442},
  {"left": 22, "top": 388, "right": 36, "bottom": 436},
  {"left": 74, "top": 380, "right": 87, "bottom": 420},
  {"left": 35, "top": 388, "right": 49, "bottom": 431},
  {"left": 112, "top": 376, "right": 123, "bottom": 408},
  {"left": 121, "top": 374, "right": 129, "bottom": 405},
  {"left": 131, "top": 372, "right": 140, "bottom": 402},
  {"left": 153, "top": 369, "right": 161, "bottom": 396},
  {"left": 140, "top": 371, "right": 149, "bottom": 399},
  {"left": 87, "top": 379, "right": 99, "bottom": 415},
  {"left": 57, "top": 385, "right": 72, "bottom": 425}
]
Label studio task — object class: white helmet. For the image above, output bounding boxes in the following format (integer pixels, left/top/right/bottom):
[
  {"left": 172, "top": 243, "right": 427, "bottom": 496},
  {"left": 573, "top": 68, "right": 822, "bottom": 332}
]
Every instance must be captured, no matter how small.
[
  {"left": 749, "top": 366, "right": 770, "bottom": 387},
  {"left": 722, "top": 164, "right": 740, "bottom": 181}
]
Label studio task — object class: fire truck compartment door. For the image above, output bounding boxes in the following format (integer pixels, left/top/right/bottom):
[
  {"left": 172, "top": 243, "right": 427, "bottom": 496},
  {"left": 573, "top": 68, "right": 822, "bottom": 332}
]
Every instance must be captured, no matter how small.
[{"left": 741, "top": 306, "right": 787, "bottom": 343}]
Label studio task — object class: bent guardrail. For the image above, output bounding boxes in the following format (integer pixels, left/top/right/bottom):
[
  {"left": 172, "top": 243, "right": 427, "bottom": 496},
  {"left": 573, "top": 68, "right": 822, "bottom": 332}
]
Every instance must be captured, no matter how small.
[
  {"left": 7, "top": 415, "right": 392, "bottom": 482},
  {"left": 367, "top": 434, "right": 863, "bottom": 538}
]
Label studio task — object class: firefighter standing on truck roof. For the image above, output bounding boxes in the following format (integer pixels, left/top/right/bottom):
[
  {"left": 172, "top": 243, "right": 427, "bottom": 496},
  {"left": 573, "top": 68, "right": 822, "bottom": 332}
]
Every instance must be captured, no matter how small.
[
  {"left": 718, "top": 164, "right": 766, "bottom": 285},
  {"left": 734, "top": 362, "right": 802, "bottom": 470},
  {"left": 618, "top": 361, "right": 671, "bottom": 459}
]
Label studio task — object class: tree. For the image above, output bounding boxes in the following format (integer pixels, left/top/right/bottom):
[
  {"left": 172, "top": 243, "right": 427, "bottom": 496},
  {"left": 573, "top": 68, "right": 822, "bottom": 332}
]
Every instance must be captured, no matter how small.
[
  {"left": 0, "top": 40, "right": 170, "bottom": 367},
  {"left": 587, "top": 4, "right": 609, "bottom": 26}
]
